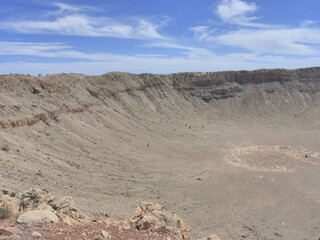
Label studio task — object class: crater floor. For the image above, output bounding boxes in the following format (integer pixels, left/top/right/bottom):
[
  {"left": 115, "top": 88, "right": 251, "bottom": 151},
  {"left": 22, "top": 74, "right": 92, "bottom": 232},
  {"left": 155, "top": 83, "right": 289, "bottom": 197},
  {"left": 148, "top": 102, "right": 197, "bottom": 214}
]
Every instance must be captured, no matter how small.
[{"left": 0, "top": 69, "right": 320, "bottom": 239}]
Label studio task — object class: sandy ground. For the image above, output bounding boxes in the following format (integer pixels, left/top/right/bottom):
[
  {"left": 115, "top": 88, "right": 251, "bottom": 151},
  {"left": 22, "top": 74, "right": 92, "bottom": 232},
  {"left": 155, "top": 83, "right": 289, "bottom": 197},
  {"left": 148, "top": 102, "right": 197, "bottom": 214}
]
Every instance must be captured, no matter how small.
[{"left": 0, "top": 71, "right": 320, "bottom": 239}]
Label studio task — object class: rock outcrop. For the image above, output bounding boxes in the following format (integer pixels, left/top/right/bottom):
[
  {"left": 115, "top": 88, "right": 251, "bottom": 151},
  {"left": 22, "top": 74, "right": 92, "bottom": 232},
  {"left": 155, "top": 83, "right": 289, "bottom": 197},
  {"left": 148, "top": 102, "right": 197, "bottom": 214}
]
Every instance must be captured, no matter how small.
[
  {"left": 1, "top": 189, "right": 191, "bottom": 240},
  {"left": 19, "top": 188, "right": 91, "bottom": 223},
  {"left": 130, "top": 202, "right": 191, "bottom": 240},
  {"left": 1, "top": 188, "right": 91, "bottom": 224}
]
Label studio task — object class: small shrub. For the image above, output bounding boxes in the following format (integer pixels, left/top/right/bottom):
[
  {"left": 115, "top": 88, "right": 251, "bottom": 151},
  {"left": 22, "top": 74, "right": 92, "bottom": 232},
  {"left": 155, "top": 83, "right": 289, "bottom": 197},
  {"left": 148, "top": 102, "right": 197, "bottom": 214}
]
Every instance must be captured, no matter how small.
[
  {"left": 2, "top": 144, "right": 9, "bottom": 152},
  {"left": 0, "top": 205, "right": 11, "bottom": 219}
]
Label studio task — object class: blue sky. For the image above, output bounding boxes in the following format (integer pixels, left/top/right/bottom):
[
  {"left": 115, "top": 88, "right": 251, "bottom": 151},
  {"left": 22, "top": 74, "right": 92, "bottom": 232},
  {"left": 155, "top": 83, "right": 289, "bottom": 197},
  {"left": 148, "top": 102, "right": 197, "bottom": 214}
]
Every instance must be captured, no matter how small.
[{"left": 0, "top": 0, "right": 319, "bottom": 75}]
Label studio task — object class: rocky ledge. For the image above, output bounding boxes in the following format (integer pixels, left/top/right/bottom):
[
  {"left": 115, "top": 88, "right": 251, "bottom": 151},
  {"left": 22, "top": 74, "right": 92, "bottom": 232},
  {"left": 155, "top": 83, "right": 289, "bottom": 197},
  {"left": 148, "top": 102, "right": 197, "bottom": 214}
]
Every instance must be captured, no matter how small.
[{"left": 0, "top": 188, "right": 220, "bottom": 240}]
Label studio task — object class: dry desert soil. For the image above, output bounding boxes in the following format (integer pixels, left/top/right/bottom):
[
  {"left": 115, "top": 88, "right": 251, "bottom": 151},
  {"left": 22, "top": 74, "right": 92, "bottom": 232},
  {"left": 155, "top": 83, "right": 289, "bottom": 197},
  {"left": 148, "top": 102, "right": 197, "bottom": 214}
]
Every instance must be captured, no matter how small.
[{"left": 0, "top": 68, "right": 320, "bottom": 239}]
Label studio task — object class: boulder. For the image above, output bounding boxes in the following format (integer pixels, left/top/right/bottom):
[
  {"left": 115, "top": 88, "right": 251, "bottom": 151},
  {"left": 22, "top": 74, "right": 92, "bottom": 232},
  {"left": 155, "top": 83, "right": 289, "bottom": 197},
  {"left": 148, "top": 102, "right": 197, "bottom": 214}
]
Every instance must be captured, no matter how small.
[
  {"left": 100, "top": 230, "right": 113, "bottom": 240},
  {"left": 31, "top": 231, "right": 42, "bottom": 238},
  {"left": 49, "top": 196, "right": 91, "bottom": 222},
  {"left": 18, "top": 188, "right": 90, "bottom": 222},
  {"left": 17, "top": 208, "right": 58, "bottom": 224},
  {"left": 31, "top": 87, "right": 41, "bottom": 94},
  {"left": 130, "top": 202, "right": 191, "bottom": 240}
]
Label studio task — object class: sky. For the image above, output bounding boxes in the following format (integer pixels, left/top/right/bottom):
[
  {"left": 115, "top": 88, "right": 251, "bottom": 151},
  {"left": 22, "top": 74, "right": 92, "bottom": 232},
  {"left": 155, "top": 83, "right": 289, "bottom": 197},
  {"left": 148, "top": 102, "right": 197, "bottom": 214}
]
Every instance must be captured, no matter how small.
[{"left": 0, "top": 0, "right": 319, "bottom": 75}]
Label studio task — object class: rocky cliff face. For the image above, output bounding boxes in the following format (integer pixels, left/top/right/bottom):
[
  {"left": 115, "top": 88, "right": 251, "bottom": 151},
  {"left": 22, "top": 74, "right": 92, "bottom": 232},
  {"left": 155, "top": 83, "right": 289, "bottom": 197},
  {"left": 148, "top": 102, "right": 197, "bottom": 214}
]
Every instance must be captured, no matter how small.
[
  {"left": 1, "top": 67, "right": 319, "bottom": 127},
  {"left": 170, "top": 68, "right": 320, "bottom": 121},
  {"left": 171, "top": 68, "right": 320, "bottom": 117}
]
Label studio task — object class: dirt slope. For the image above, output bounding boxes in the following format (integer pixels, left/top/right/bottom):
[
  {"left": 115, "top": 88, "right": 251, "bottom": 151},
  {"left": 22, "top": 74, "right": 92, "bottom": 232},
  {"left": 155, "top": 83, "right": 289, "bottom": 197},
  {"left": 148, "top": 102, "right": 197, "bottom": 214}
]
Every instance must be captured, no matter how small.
[{"left": 0, "top": 68, "right": 320, "bottom": 239}]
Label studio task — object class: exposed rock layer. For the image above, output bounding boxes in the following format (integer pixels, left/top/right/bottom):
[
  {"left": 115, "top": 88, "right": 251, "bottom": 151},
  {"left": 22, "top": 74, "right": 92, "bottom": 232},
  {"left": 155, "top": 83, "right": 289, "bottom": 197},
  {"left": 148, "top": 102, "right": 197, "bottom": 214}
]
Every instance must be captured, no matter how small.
[{"left": 1, "top": 68, "right": 320, "bottom": 128}]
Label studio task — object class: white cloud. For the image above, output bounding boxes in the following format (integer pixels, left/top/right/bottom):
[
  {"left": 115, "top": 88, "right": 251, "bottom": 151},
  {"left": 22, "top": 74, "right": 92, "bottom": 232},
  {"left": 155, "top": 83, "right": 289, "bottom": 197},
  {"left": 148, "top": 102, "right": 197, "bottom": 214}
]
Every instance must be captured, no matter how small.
[
  {"left": 0, "top": 2, "right": 167, "bottom": 40},
  {"left": 0, "top": 42, "right": 69, "bottom": 55},
  {"left": 0, "top": 41, "right": 139, "bottom": 61},
  {"left": 0, "top": 40, "right": 215, "bottom": 61},
  {"left": 189, "top": 26, "right": 211, "bottom": 41},
  {"left": 0, "top": 41, "right": 319, "bottom": 75},
  {"left": 216, "top": 0, "right": 259, "bottom": 26},
  {"left": 300, "top": 20, "right": 317, "bottom": 27},
  {"left": 0, "top": 0, "right": 319, "bottom": 74},
  {"left": 145, "top": 41, "right": 212, "bottom": 58},
  {"left": 135, "top": 19, "right": 165, "bottom": 39},
  {"left": 1, "top": 52, "right": 319, "bottom": 75},
  {"left": 52, "top": 2, "right": 85, "bottom": 13},
  {"left": 192, "top": 25, "right": 320, "bottom": 56},
  {"left": 214, "top": 28, "right": 320, "bottom": 55},
  {"left": 190, "top": 0, "right": 320, "bottom": 56}
]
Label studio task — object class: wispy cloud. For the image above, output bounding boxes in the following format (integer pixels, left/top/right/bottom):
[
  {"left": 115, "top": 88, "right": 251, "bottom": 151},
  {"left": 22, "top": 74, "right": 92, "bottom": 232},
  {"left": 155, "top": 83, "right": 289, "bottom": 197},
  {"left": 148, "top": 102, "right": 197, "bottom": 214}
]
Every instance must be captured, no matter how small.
[
  {"left": 189, "top": 26, "right": 211, "bottom": 41},
  {"left": 1, "top": 40, "right": 319, "bottom": 75},
  {"left": 216, "top": 0, "right": 259, "bottom": 26},
  {"left": 300, "top": 20, "right": 318, "bottom": 28},
  {"left": 0, "top": 0, "right": 319, "bottom": 74},
  {"left": 0, "top": 40, "right": 215, "bottom": 62},
  {"left": 1, "top": 52, "right": 319, "bottom": 75},
  {"left": 145, "top": 41, "right": 212, "bottom": 58},
  {"left": 191, "top": 0, "right": 320, "bottom": 56},
  {"left": 0, "top": 42, "right": 69, "bottom": 55},
  {"left": 51, "top": 2, "right": 97, "bottom": 14},
  {"left": 0, "top": 2, "right": 167, "bottom": 40},
  {"left": 0, "top": 41, "right": 137, "bottom": 61},
  {"left": 215, "top": 28, "right": 320, "bottom": 55}
]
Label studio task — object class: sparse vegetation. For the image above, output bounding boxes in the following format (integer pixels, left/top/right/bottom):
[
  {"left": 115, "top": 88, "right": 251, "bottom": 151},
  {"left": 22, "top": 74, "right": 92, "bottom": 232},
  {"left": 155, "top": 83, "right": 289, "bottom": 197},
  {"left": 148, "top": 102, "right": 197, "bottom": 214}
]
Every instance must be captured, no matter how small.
[
  {"left": 2, "top": 144, "right": 9, "bottom": 152},
  {"left": 0, "top": 205, "right": 11, "bottom": 219}
]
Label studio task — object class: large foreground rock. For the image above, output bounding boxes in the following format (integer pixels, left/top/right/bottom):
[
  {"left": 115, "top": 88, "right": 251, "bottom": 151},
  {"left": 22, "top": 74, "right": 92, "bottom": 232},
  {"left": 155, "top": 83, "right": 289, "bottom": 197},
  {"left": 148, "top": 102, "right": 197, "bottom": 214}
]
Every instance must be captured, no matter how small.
[
  {"left": 17, "top": 208, "right": 58, "bottom": 225},
  {"left": 18, "top": 188, "right": 91, "bottom": 222},
  {"left": 130, "top": 202, "right": 191, "bottom": 240},
  {"left": 2, "top": 189, "right": 193, "bottom": 239}
]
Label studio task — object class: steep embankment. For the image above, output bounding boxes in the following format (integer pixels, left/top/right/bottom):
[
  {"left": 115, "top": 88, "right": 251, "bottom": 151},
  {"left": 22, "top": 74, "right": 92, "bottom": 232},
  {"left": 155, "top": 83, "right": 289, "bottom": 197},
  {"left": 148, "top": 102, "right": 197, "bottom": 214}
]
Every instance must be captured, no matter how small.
[
  {"left": 171, "top": 68, "right": 320, "bottom": 121},
  {"left": 0, "top": 68, "right": 320, "bottom": 240},
  {"left": 1, "top": 68, "right": 319, "bottom": 129}
]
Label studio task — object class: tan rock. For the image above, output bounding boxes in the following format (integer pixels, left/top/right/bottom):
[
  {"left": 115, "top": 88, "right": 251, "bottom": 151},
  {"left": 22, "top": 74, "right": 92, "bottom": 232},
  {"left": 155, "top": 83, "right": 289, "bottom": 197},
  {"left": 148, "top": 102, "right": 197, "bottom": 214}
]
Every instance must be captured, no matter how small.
[
  {"left": 121, "top": 220, "right": 132, "bottom": 230},
  {"left": 130, "top": 202, "right": 191, "bottom": 240},
  {"left": 17, "top": 208, "right": 58, "bottom": 224},
  {"left": 31, "top": 231, "right": 42, "bottom": 238},
  {"left": 103, "top": 218, "right": 119, "bottom": 225},
  {"left": 59, "top": 214, "right": 79, "bottom": 225},
  {"left": 7, "top": 235, "right": 22, "bottom": 240},
  {"left": 18, "top": 188, "right": 90, "bottom": 223},
  {"left": 208, "top": 234, "right": 221, "bottom": 240},
  {"left": 100, "top": 229, "right": 113, "bottom": 240},
  {"left": 0, "top": 227, "right": 22, "bottom": 236},
  {"left": 49, "top": 196, "right": 91, "bottom": 222},
  {"left": 18, "top": 188, "right": 54, "bottom": 211}
]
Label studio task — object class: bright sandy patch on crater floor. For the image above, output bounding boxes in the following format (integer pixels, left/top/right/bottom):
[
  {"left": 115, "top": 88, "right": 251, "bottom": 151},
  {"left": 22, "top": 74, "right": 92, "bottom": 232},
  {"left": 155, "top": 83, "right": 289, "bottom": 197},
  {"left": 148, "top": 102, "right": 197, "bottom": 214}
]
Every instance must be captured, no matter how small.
[{"left": 226, "top": 145, "right": 320, "bottom": 172}]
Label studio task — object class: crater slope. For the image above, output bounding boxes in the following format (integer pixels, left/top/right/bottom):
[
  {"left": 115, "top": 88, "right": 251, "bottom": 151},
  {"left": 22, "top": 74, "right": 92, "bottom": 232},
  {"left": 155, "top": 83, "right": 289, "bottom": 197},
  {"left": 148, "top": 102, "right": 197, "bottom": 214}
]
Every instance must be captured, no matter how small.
[{"left": 0, "top": 68, "right": 320, "bottom": 239}]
